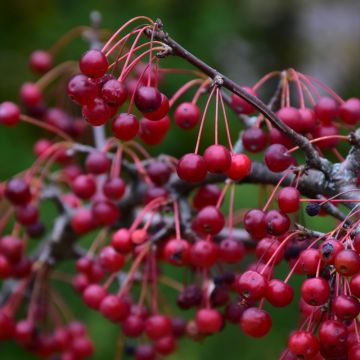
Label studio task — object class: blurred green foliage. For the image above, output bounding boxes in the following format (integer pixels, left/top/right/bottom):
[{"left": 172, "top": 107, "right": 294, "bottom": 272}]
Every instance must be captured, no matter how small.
[{"left": 0, "top": 0, "right": 358, "bottom": 359}]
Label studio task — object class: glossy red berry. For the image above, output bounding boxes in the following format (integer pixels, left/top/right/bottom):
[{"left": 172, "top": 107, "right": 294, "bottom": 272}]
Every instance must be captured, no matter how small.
[
  {"left": 192, "top": 184, "right": 221, "bottom": 210},
  {"left": 314, "top": 96, "right": 339, "bottom": 124},
  {"left": 99, "top": 295, "right": 129, "bottom": 322},
  {"left": 240, "top": 307, "right": 272, "bottom": 338},
  {"left": 177, "top": 153, "right": 207, "bottom": 183},
  {"left": 298, "top": 248, "right": 321, "bottom": 275},
  {"left": 5, "top": 178, "right": 31, "bottom": 205},
  {"left": 138, "top": 116, "right": 170, "bottom": 145},
  {"left": 340, "top": 98, "right": 360, "bottom": 125},
  {"left": 82, "top": 97, "right": 111, "bottom": 126},
  {"left": 20, "top": 82, "right": 43, "bottom": 108},
  {"left": 85, "top": 152, "right": 111, "bottom": 174},
  {"left": 237, "top": 270, "right": 267, "bottom": 301},
  {"left": 98, "top": 246, "right": 125, "bottom": 272},
  {"left": 134, "top": 86, "right": 162, "bottom": 113},
  {"left": 103, "top": 177, "right": 126, "bottom": 200},
  {"left": 318, "top": 319, "right": 347, "bottom": 348},
  {"left": 264, "top": 144, "right": 293, "bottom": 172},
  {"left": 265, "top": 279, "right": 294, "bottom": 307},
  {"left": 83, "top": 284, "right": 107, "bottom": 309},
  {"left": 320, "top": 239, "right": 344, "bottom": 264},
  {"left": 194, "top": 206, "right": 225, "bottom": 235},
  {"left": 288, "top": 331, "right": 319, "bottom": 359},
  {"left": 243, "top": 209, "right": 267, "bottom": 239},
  {"left": 67, "top": 74, "right": 98, "bottom": 105},
  {"left": 203, "top": 145, "right": 231, "bottom": 173},
  {"left": 122, "top": 315, "right": 144, "bottom": 337},
  {"left": 112, "top": 113, "right": 139, "bottom": 141},
  {"left": 334, "top": 249, "right": 360, "bottom": 276},
  {"left": 312, "top": 124, "right": 339, "bottom": 148},
  {"left": 155, "top": 335, "right": 176, "bottom": 355},
  {"left": 265, "top": 209, "right": 290, "bottom": 235},
  {"left": 189, "top": 240, "right": 218, "bottom": 268},
  {"left": 277, "top": 187, "right": 300, "bottom": 213},
  {"left": 144, "top": 93, "right": 169, "bottom": 121},
  {"left": 72, "top": 175, "right": 96, "bottom": 199},
  {"left": 174, "top": 102, "right": 201, "bottom": 129},
  {"left": 163, "top": 238, "right": 190, "bottom": 266},
  {"left": 145, "top": 315, "right": 172, "bottom": 340},
  {"left": 91, "top": 199, "right": 119, "bottom": 226},
  {"left": 101, "top": 79, "right": 127, "bottom": 106},
  {"left": 0, "top": 101, "right": 20, "bottom": 126},
  {"left": 243, "top": 127, "right": 267, "bottom": 153},
  {"left": 80, "top": 49, "right": 108, "bottom": 78},
  {"left": 301, "top": 277, "right": 330, "bottom": 306},
  {"left": 219, "top": 238, "right": 245, "bottom": 263},
  {"left": 277, "top": 107, "right": 302, "bottom": 132},
  {"left": 29, "top": 50, "right": 53, "bottom": 73},
  {"left": 332, "top": 295, "right": 360, "bottom": 321},
  {"left": 227, "top": 153, "right": 251, "bottom": 181},
  {"left": 298, "top": 108, "right": 317, "bottom": 133},
  {"left": 147, "top": 161, "right": 171, "bottom": 186},
  {"left": 195, "top": 308, "right": 223, "bottom": 334}
]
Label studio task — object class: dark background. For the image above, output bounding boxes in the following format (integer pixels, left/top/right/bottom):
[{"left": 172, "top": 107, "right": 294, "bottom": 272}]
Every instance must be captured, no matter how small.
[{"left": 0, "top": 0, "right": 359, "bottom": 359}]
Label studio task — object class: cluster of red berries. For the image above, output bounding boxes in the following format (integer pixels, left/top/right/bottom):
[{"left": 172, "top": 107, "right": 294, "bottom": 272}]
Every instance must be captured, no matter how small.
[{"left": 1, "top": 16, "right": 360, "bottom": 360}]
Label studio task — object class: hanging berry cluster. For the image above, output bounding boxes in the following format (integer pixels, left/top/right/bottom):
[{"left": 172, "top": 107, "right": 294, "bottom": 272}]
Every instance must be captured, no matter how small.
[{"left": 1, "top": 14, "right": 360, "bottom": 360}]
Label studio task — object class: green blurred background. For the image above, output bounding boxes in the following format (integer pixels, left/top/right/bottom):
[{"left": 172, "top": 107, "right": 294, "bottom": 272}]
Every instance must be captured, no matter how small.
[{"left": 0, "top": 0, "right": 359, "bottom": 359}]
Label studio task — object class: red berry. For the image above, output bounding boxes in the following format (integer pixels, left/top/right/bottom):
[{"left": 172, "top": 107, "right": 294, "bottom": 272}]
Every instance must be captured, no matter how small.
[
  {"left": 277, "top": 107, "right": 302, "bottom": 132},
  {"left": 264, "top": 144, "right": 293, "bottom": 172},
  {"left": 101, "top": 79, "right": 127, "bottom": 106},
  {"left": 29, "top": 50, "right": 53, "bottom": 73},
  {"left": 301, "top": 277, "right": 330, "bottom": 306},
  {"left": 332, "top": 295, "right": 360, "bottom": 321},
  {"left": 227, "top": 153, "right": 252, "bottom": 181},
  {"left": 80, "top": 49, "right": 108, "bottom": 78},
  {"left": 240, "top": 307, "right": 272, "bottom": 338},
  {"left": 195, "top": 308, "right": 223, "bottom": 334},
  {"left": 288, "top": 331, "right": 319, "bottom": 359},
  {"left": 103, "top": 177, "right": 126, "bottom": 200},
  {"left": 190, "top": 240, "right": 218, "bottom": 268},
  {"left": 244, "top": 209, "right": 267, "bottom": 239},
  {"left": 318, "top": 319, "right": 347, "bottom": 347},
  {"left": 144, "top": 93, "right": 169, "bottom": 121},
  {"left": 91, "top": 199, "right": 119, "bottom": 226},
  {"left": 174, "top": 102, "right": 201, "bottom": 129},
  {"left": 67, "top": 74, "right": 98, "bottom": 105},
  {"left": 72, "top": 175, "right": 96, "bottom": 199},
  {"left": 5, "top": 178, "right": 31, "bottom": 205},
  {"left": 134, "top": 86, "right": 162, "bottom": 113},
  {"left": 83, "top": 284, "right": 107, "bottom": 309},
  {"left": 203, "top": 144, "right": 231, "bottom": 173},
  {"left": 99, "top": 295, "right": 129, "bottom": 322},
  {"left": 340, "top": 98, "right": 360, "bottom": 125},
  {"left": 139, "top": 116, "right": 170, "bottom": 145},
  {"left": 98, "top": 246, "right": 125, "bottom": 272},
  {"left": 236, "top": 270, "right": 267, "bottom": 301},
  {"left": 314, "top": 96, "right": 339, "bottom": 124},
  {"left": 112, "top": 113, "right": 139, "bottom": 141},
  {"left": 163, "top": 238, "right": 190, "bottom": 266},
  {"left": 265, "top": 209, "right": 290, "bottom": 235},
  {"left": 265, "top": 279, "right": 294, "bottom": 307},
  {"left": 85, "top": 151, "right": 111, "bottom": 174},
  {"left": 219, "top": 238, "right": 245, "bottom": 263},
  {"left": 0, "top": 101, "right": 20, "bottom": 126},
  {"left": 334, "top": 249, "right": 360, "bottom": 276},
  {"left": 193, "top": 184, "right": 221, "bottom": 210},
  {"left": 243, "top": 127, "right": 267, "bottom": 153},
  {"left": 194, "top": 206, "right": 225, "bottom": 235},
  {"left": 122, "top": 315, "right": 144, "bottom": 337},
  {"left": 278, "top": 187, "right": 300, "bottom": 213},
  {"left": 177, "top": 153, "right": 207, "bottom": 183},
  {"left": 145, "top": 315, "right": 172, "bottom": 340},
  {"left": 155, "top": 335, "right": 176, "bottom": 355},
  {"left": 82, "top": 97, "right": 111, "bottom": 126},
  {"left": 312, "top": 124, "right": 339, "bottom": 148},
  {"left": 298, "top": 108, "right": 317, "bottom": 133}
]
